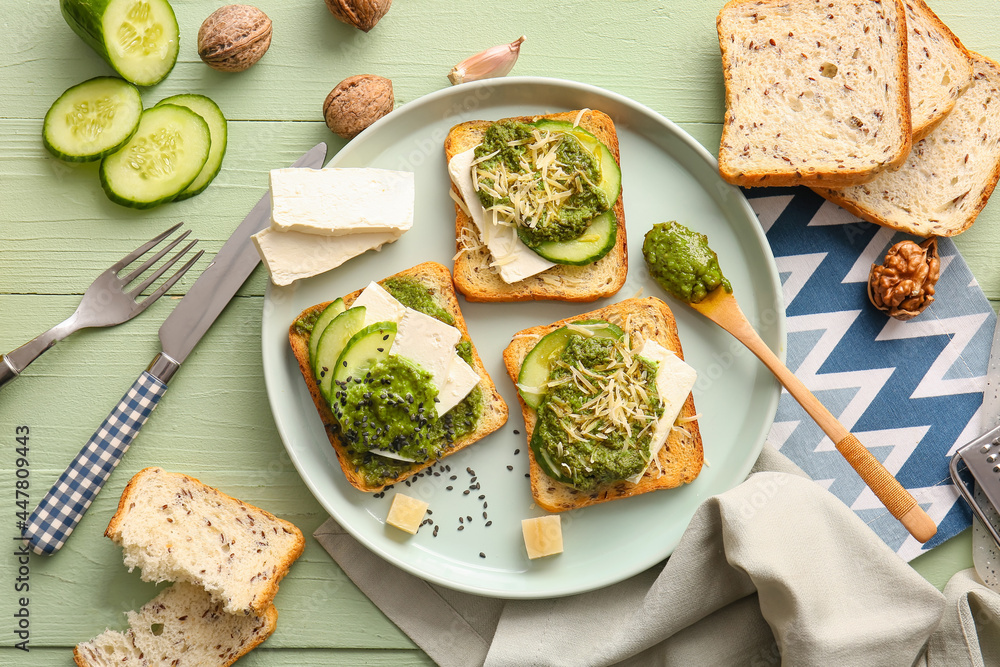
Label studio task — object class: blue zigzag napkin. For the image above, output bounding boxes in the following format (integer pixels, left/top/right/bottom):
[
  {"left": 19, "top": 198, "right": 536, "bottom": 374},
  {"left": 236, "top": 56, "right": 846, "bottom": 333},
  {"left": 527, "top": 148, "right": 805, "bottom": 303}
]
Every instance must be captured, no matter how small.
[{"left": 744, "top": 187, "right": 993, "bottom": 561}]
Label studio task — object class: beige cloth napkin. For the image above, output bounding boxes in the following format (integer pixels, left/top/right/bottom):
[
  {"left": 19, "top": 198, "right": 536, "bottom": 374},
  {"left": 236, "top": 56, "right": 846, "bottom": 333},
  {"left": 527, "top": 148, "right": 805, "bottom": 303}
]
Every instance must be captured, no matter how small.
[{"left": 314, "top": 445, "right": 996, "bottom": 666}]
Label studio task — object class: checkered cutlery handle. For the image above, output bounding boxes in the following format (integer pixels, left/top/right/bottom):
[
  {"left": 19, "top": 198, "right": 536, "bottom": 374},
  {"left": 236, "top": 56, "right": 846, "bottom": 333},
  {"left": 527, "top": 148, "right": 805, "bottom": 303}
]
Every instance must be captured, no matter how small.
[{"left": 22, "top": 372, "right": 167, "bottom": 555}]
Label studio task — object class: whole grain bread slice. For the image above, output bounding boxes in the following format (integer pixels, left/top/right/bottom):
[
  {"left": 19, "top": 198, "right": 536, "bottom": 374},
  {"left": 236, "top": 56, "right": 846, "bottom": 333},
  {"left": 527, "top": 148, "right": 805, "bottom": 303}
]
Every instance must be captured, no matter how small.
[
  {"left": 445, "top": 109, "right": 627, "bottom": 302},
  {"left": 717, "top": 0, "right": 912, "bottom": 187},
  {"left": 502, "top": 297, "right": 703, "bottom": 512},
  {"left": 105, "top": 467, "right": 305, "bottom": 617},
  {"left": 903, "top": 0, "right": 973, "bottom": 142},
  {"left": 73, "top": 582, "right": 277, "bottom": 667},
  {"left": 813, "top": 52, "right": 1000, "bottom": 237},
  {"left": 288, "top": 261, "right": 508, "bottom": 492}
]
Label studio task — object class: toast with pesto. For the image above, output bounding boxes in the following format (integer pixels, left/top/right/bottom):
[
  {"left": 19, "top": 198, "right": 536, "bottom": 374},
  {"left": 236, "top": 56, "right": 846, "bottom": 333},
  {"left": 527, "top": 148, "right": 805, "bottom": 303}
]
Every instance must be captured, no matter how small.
[
  {"left": 289, "top": 261, "right": 507, "bottom": 492},
  {"left": 502, "top": 297, "right": 703, "bottom": 512},
  {"left": 445, "top": 109, "right": 627, "bottom": 302}
]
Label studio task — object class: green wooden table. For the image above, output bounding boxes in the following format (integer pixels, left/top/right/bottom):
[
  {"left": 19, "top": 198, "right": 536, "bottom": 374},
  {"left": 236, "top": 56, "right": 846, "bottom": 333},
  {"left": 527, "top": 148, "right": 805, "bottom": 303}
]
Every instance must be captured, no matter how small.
[{"left": 2, "top": 1, "right": 998, "bottom": 664}]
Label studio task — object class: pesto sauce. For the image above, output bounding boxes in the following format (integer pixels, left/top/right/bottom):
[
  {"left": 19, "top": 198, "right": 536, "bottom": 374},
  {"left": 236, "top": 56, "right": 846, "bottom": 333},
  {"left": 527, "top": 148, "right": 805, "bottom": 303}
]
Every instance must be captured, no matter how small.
[
  {"left": 330, "top": 277, "right": 482, "bottom": 486},
  {"left": 473, "top": 120, "right": 608, "bottom": 246},
  {"left": 531, "top": 334, "right": 661, "bottom": 491},
  {"left": 293, "top": 309, "right": 322, "bottom": 336},
  {"left": 642, "top": 221, "right": 732, "bottom": 304}
]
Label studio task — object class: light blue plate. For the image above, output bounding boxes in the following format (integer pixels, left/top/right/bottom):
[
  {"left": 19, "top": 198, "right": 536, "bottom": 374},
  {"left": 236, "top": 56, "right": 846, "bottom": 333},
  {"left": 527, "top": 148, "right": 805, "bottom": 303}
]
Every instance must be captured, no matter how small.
[{"left": 262, "top": 77, "right": 784, "bottom": 598}]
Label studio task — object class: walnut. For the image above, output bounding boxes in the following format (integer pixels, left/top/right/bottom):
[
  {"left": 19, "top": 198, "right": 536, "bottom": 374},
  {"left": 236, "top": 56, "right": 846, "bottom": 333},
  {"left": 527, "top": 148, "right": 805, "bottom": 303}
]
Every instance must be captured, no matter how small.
[
  {"left": 198, "top": 5, "right": 272, "bottom": 72},
  {"left": 868, "top": 237, "right": 941, "bottom": 320},
  {"left": 324, "top": 0, "right": 392, "bottom": 32},
  {"left": 323, "top": 75, "right": 394, "bottom": 139}
]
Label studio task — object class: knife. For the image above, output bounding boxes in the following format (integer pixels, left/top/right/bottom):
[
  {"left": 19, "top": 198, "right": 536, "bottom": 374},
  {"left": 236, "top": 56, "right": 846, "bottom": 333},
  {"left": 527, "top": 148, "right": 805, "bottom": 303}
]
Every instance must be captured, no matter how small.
[
  {"left": 22, "top": 143, "right": 328, "bottom": 555},
  {"left": 950, "top": 309, "right": 1000, "bottom": 547}
]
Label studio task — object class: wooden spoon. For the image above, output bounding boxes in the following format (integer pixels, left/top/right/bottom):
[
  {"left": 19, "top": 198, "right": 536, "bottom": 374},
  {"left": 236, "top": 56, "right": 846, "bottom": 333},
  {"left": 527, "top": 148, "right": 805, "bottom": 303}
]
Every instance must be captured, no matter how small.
[{"left": 689, "top": 286, "right": 937, "bottom": 543}]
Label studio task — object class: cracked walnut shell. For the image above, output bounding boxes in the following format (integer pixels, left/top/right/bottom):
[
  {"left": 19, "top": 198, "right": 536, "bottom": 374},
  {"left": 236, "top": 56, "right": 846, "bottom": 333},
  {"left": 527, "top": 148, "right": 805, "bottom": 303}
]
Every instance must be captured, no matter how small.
[
  {"left": 868, "top": 238, "right": 941, "bottom": 320},
  {"left": 324, "top": 0, "right": 392, "bottom": 32},
  {"left": 323, "top": 75, "right": 394, "bottom": 139},
  {"left": 198, "top": 5, "right": 272, "bottom": 72}
]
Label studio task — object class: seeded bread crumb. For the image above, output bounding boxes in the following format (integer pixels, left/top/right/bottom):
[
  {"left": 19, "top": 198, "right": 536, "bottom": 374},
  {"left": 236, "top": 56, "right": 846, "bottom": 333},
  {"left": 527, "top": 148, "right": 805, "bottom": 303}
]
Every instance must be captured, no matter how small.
[
  {"left": 105, "top": 468, "right": 305, "bottom": 616},
  {"left": 813, "top": 52, "right": 1000, "bottom": 237},
  {"left": 717, "top": 0, "right": 912, "bottom": 187},
  {"left": 73, "top": 582, "right": 276, "bottom": 667}
]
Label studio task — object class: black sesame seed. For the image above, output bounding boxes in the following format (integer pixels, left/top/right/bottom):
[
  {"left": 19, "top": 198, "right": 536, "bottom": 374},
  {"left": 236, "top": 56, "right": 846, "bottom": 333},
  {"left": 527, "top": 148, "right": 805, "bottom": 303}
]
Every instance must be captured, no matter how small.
[
  {"left": 485, "top": 521, "right": 492, "bottom": 527},
  {"left": 479, "top": 552, "right": 486, "bottom": 558},
  {"left": 458, "top": 525, "right": 465, "bottom": 531},
  {"left": 524, "top": 473, "right": 530, "bottom": 478},
  {"left": 446, "top": 486, "right": 453, "bottom": 491},
  {"left": 466, "top": 515, "right": 473, "bottom": 522},
  {"left": 450, "top": 475, "right": 457, "bottom": 480},
  {"left": 478, "top": 494, "right": 485, "bottom": 500},
  {"left": 377, "top": 347, "right": 384, "bottom": 352},
  {"left": 467, "top": 467, "right": 474, "bottom": 474},
  {"left": 483, "top": 512, "right": 488, "bottom": 519},
  {"left": 426, "top": 509, "right": 433, "bottom": 515},
  {"left": 506, "top": 465, "right": 513, "bottom": 471},
  {"left": 459, "top": 517, "right": 464, "bottom": 524},
  {"left": 383, "top": 334, "right": 389, "bottom": 341},
  {"left": 433, "top": 525, "right": 439, "bottom": 537},
  {"left": 463, "top": 490, "right": 470, "bottom": 495},
  {"left": 514, "top": 449, "right": 520, "bottom": 455},
  {"left": 343, "top": 362, "right": 348, "bottom": 368}
]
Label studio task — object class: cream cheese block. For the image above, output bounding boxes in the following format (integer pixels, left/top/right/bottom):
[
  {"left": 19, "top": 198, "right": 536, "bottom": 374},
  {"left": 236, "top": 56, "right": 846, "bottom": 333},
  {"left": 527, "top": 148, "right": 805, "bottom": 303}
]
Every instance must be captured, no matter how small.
[
  {"left": 252, "top": 227, "right": 402, "bottom": 287},
  {"left": 269, "top": 168, "right": 414, "bottom": 236},
  {"left": 448, "top": 147, "right": 555, "bottom": 284}
]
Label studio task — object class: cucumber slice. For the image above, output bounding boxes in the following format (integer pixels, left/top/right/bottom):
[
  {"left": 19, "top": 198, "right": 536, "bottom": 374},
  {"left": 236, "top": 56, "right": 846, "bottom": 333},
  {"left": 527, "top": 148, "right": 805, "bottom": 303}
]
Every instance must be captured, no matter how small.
[
  {"left": 309, "top": 298, "right": 346, "bottom": 377},
  {"left": 516, "top": 319, "right": 624, "bottom": 408},
  {"left": 333, "top": 322, "right": 398, "bottom": 385},
  {"left": 523, "top": 211, "right": 617, "bottom": 266},
  {"left": 315, "top": 306, "right": 365, "bottom": 401},
  {"left": 60, "top": 0, "right": 180, "bottom": 86},
  {"left": 155, "top": 94, "right": 227, "bottom": 200},
  {"left": 43, "top": 77, "right": 142, "bottom": 162},
  {"left": 531, "top": 429, "right": 575, "bottom": 485},
  {"left": 532, "top": 119, "right": 622, "bottom": 206},
  {"left": 99, "top": 104, "right": 210, "bottom": 209}
]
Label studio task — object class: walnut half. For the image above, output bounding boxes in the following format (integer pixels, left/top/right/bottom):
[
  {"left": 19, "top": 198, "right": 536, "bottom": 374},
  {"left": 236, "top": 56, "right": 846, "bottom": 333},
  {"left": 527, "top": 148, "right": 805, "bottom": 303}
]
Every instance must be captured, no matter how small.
[{"left": 868, "top": 238, "right": 941, "bottom": 321}]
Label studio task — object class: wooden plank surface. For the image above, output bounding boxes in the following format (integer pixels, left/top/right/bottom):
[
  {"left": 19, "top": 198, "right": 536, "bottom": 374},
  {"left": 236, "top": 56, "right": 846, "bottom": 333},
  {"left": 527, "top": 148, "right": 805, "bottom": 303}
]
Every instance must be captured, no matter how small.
[{"left": 2, "top": 0, "right": 999, "bottom": 664}]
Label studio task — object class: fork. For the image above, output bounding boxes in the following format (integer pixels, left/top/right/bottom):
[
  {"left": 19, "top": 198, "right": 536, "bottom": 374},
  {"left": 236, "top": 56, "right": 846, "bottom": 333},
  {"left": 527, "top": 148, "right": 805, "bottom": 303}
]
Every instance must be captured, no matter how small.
[{"left": 0, "top": 223, "right": 203, "bottom": 391}]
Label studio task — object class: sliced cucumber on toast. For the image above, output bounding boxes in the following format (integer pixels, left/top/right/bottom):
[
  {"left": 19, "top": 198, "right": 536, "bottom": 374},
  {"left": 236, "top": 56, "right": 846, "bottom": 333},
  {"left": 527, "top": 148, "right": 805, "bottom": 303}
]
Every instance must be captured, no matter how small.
[
  {"left": 60, "top": 0, "right": 180, "bottom": 86},
  {"left": 521, "top": 211, "right": 617, "bottom": 266},
  {"left": 315, "top": 305, "right": 365, "bottom": 401},
  {"left": 155, "top": 94, "right": 228, "bottom": 200},
  {"left": 516, "top": 319, "right": 624, "bottom": 408},
  {"left": 99, "top": 104, "right": 210, "bottom": 209},
  {"left": 43, "top": 77, "right": 143, "bottom": 162},
  {"left": 334, "top": 322, "right": 398, "bottom": 385}
]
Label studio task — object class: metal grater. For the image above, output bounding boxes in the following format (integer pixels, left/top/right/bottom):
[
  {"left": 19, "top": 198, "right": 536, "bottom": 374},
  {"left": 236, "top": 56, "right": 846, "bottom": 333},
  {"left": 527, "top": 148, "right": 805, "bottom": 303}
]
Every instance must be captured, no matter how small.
[{"left": 951, "top": 423, "right": 1000, "bottom": 548}]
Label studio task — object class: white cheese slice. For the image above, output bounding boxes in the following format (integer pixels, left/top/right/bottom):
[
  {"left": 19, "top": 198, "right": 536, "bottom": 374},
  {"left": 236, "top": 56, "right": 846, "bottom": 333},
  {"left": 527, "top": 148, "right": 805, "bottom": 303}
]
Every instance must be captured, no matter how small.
[
  {"left": 521, "top": 515, "right": 563, "bottom": 559},
  {"left": 436, "top": 355, "right": 481, "bottom": 415},
  {"left": 349, "top": 283, "right": 478, "bottom": 416},
  {"left": 252, "top": 228, "right": 402, "bottom": 287},
  {"left": 393, "top": 308, "right": 462, "bottom": 391},
  {"left": 448, "top": 147, "right": 555, "bottom": 284},
  {"left": 385, "top": 493, "right": 428, "bottom": 534},
  {"left": 353, "top": 281, "right": 407, "bottom": 325},
  {"left": 628, "top": 339, "right": 698, "bottom": 484},
  {"left": 269, "top": 168, "right": 414, "bottom": 236}
]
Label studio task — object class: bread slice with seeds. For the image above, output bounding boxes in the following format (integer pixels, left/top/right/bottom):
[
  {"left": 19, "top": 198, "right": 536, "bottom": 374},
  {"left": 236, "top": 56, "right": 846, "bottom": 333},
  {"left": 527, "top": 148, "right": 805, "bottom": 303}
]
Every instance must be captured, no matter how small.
[
  {"left": 903, "top": 0, "right": 973, "bottom": 142},
  {"left": 288, "top": 261, "right": 508, "bottom": 492},
  {"left": 717, "top": 0, "right": 912, "bottom": 187},
  {"left": 105, "top": 467, "right": 305, "bottom": 616},
  {"left": 813, "top": 52, "right": 1000, "bottom": 237},
  {"left": 502, "top": 297, "right": 703, "bottom": 512},
  {"left": 445, "top": 109, "right": 627, "bottom": 302},
  {"left": 73, "top": 582, "right": 276, "bottom": 667}
]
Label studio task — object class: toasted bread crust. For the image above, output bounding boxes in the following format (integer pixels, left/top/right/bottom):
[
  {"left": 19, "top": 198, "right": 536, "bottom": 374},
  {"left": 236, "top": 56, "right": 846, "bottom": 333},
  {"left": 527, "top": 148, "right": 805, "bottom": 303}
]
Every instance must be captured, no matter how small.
[
  {"left": 289, "top": 262, "right": 508, "bottom": 492},
  {"left": 502, "top": 298, "right": 703, "bottom": 512},
  {"left": 445, "top": 110, "right": 627, "bottom": 302},
  {"left": 104, "top": 467, "right": 305, "bottom": 616}
]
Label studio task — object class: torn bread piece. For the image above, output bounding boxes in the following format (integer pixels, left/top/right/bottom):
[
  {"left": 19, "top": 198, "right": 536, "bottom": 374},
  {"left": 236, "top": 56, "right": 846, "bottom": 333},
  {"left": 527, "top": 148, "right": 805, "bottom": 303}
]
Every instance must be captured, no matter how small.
[
  {"left": 503, "top": 297, "right": 703, "bottom": 512},
  {"left": 105, "top": 467, "right": 305, "bottom": 616},
  {"left": 73, "top": 582, "right": 277, "bottom": 667}
]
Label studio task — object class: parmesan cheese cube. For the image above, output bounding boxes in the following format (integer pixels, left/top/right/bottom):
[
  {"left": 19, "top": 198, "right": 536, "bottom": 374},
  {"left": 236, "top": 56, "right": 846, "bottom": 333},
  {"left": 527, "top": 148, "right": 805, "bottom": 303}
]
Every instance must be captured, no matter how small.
[
  {"left": 521, "top": 515, "right": 563, "bottom": 559},
  {"left": 385, "top": 494, "right": 429, "bottom": 535}
]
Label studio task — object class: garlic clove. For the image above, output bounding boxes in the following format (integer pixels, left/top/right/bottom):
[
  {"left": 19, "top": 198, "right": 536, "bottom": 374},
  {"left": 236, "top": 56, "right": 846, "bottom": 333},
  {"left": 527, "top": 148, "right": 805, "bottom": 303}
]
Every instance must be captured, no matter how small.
[{"left": 448, "top": 36, "right": 526, "bottom": 85}]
